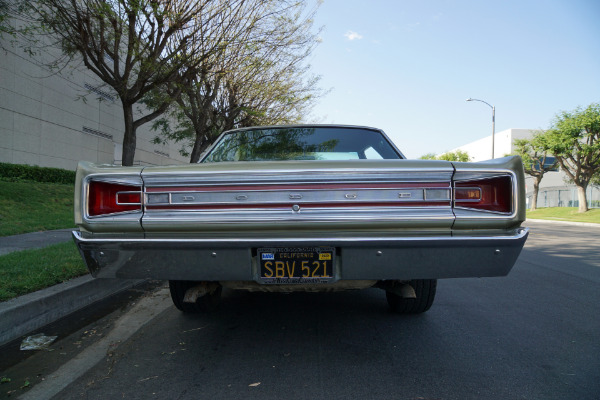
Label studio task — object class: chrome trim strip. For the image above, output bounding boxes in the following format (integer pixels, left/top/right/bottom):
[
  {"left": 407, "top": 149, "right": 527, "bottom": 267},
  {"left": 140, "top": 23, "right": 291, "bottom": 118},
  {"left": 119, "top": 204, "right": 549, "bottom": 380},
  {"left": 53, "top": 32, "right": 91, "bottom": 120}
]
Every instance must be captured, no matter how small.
[
  {"left": 73, "top": 228, "right": 528, "bottom": 245},
  {"left": 86, "top": 210, "right": 142, "bottom": 219},
  {"left": 145, "top": 185, "right": 450, "bottom": 192},
  {"left": 141, "top": 207, "right": 455, "bottom": 226},
  {"left": 116, "top": 191, "right": 143, "bottom": 206},
  {"left": 145, "top": 187, "right": 451, "bottom": 206},
  {"left": 141, "top": 169, "right": 455, "bottom": 187}
]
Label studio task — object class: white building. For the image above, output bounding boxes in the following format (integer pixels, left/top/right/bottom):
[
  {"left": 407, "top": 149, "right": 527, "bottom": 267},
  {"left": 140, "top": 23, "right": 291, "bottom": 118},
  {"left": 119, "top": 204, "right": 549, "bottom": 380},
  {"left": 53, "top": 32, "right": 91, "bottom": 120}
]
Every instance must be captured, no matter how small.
[
  {"left": 448, "top": 128, "right": 600, "bottom": 208},
  {"left": 1, "top": 27, "right": 188, "bottom": 171}
]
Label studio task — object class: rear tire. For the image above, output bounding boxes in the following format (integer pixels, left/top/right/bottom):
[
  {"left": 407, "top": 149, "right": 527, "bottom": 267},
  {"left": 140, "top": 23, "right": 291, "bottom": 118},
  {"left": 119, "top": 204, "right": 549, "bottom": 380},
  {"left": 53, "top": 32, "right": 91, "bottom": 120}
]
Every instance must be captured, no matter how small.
[
  {"left": 169, "top": 280, "right": 222, "bottom": 313},
  {"left": 386, "top": 279, "right": 437, "bottom": 314}
]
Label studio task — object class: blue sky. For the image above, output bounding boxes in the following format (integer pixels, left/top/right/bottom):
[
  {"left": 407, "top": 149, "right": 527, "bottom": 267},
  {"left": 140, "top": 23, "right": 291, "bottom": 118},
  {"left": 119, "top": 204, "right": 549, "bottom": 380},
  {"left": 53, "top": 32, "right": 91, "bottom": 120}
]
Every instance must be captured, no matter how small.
[{"left": 307, "top": 0, "right": 600, "bottom": 158}]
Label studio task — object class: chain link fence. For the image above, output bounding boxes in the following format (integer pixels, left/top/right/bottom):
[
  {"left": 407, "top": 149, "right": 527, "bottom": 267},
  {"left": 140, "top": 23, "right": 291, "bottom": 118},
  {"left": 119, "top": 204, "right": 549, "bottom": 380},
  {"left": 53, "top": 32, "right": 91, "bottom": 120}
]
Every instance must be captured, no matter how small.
[{"left": 527, "top": 186, "right": 600, "bottom": 209}]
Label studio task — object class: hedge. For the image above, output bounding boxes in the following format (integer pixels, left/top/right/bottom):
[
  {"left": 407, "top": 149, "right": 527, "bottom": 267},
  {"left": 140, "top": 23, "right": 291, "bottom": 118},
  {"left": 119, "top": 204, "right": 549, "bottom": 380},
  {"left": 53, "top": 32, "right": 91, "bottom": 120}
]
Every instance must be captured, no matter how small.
[{"left": 0, "top": 163, "right": 76, "bottom": 184}]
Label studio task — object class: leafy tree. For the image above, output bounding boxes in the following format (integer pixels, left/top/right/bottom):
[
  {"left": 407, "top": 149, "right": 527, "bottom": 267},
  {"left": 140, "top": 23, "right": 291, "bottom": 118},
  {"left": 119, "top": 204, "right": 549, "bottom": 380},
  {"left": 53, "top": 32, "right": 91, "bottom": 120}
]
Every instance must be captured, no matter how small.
[
  {"left": 0, "top": 0, "right": 18, "bottom": 38},
  {"left": 437, "top": 150, "right": 470, "bottom": 162},
  {"left": 512, "top": 134, "right": 557, "bottom": 211},
  {"left": 544, "top": 103, "right": 600, "bottom": 212},
  {"left": 30, "top": 0, "right": 254, "bottom": 165},
  {"left": 0, "top": 0, "right": 32, "bottom": 49},
  {"left": 420, "top": 150, "right": 470, "bottom": 162},
  {"left": 592, "top": 171, "right": 600, "bottom": 187},
  {"left": 0, "top": 0, "right": 11, "bottom": 37}
]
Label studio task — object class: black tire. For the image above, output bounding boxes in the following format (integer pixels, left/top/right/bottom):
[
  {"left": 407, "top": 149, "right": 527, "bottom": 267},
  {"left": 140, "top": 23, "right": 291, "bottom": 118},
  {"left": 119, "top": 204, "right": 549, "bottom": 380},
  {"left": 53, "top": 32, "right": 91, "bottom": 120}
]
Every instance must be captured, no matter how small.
[
  {"left": 386, "top": 279, "right": 437, "bottom": 314},
  {"left": 169, "top": 280, "right": 222, "bottom": 313}
]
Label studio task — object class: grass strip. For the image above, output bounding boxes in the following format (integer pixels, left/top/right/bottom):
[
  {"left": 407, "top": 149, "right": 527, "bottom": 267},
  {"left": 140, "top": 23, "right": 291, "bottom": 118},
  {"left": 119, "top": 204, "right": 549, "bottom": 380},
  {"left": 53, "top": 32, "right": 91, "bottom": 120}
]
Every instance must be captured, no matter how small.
[
  {"left": 0, "top": 241, "right": 88, "bottom": 302},
  {"left": 527, "top": 207, "right": 600, "bottom": 224},
  {"left": 0, "top": 180, "right": 75, "bottom": 237}
]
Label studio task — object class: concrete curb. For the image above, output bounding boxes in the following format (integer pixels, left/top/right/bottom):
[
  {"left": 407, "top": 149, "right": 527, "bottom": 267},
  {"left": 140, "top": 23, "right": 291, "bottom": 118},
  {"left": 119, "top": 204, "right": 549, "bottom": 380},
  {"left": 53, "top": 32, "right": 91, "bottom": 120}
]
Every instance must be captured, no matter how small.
[
  {"left": 525, "top": 218, "right": 600, "bottom": 228},
  {"left": 0, "top": 275, "right": 145, "bottom": 347}
]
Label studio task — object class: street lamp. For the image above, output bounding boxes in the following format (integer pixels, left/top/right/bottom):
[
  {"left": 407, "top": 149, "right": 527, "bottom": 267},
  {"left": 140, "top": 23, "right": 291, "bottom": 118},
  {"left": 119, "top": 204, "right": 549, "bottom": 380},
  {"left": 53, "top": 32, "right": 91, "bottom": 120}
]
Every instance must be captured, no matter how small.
[{"left": 466, "top": 98, "right": 496, "bottom": 159}]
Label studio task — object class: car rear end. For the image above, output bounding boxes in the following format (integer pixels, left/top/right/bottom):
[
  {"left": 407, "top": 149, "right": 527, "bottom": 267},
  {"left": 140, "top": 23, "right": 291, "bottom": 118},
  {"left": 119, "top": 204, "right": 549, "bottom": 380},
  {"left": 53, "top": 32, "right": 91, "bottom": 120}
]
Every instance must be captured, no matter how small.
[
  {"left": 73, "top": 156, "right": 527, "bottom": 283},
  {"left": 72, "top": 125, "right": 528, "bottom": 313}
]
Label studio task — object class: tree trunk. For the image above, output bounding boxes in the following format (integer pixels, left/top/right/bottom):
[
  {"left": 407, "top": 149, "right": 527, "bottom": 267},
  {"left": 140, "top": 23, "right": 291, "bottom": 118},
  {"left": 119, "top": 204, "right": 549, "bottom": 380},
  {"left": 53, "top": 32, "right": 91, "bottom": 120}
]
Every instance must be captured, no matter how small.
[
  {"left": 577, "top": 185, "right": 589, "bottom": 213},
  {"left": 189, "top": 134, "right": 208, "bottom": 163},
  {"left": 121, "top": 103, "right": 137, "bottom": 166},
  {"left": 531, "top": 177, "right": 541, "bottom": 211}
]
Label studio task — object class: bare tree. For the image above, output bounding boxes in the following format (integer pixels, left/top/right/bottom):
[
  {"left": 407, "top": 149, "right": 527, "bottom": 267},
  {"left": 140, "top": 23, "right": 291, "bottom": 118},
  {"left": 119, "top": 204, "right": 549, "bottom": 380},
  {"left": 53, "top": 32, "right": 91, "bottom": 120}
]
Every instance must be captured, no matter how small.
[
  {"left": 30, "top": 0, "right": 253, "bottom": 165},
  {"left": 151, "top": 0, "right": 324, "bottom": 162}
]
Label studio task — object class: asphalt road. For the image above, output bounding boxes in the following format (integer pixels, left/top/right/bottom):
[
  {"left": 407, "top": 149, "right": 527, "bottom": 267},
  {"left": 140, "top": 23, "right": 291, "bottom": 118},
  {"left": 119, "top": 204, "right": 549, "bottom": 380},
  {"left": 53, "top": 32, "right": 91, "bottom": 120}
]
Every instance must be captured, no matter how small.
[{"left": 4, "top": 220, "right": 600, "bottom": 400}]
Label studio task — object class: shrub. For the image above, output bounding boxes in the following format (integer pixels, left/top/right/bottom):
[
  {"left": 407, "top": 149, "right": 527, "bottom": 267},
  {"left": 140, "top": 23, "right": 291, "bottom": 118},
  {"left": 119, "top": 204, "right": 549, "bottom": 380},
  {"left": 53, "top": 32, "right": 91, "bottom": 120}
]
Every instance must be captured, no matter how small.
[{"left": 0, "top": 163, "right": 75, "bottom": 184}]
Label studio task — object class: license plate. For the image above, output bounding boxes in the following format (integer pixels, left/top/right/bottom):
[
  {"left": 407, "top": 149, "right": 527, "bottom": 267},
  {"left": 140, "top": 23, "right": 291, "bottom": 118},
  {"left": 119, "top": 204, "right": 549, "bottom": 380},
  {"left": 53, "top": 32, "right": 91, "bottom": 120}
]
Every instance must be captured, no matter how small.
[{"left": 257, "top": 247, "right": 335, "bottom": 284}]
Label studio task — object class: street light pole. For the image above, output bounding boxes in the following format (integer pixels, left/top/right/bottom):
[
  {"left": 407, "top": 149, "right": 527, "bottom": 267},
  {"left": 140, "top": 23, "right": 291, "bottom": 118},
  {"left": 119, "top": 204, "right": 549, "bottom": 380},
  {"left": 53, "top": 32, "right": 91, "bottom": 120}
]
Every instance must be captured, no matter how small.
[{"left": 466, "top": 98, "right": 495, "bottom": 159}]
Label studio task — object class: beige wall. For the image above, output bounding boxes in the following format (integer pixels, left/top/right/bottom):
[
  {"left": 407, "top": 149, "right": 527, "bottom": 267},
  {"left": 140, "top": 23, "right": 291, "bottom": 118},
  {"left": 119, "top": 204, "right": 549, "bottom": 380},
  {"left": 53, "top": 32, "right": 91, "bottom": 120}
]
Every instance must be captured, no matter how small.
[
  {"left": 447, "top": 128, "right": 533, "bottom": 162},
  {"left": 1, "top": 28, "right": 188, "bottom": 170}
]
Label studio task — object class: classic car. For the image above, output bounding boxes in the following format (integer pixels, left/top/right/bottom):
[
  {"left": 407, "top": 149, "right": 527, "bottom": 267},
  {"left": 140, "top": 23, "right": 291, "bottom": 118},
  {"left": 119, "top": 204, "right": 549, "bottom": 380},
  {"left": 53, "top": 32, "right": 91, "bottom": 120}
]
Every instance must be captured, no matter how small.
[{"left": 72, "top": 125, "right": 529, "bottom": 314}]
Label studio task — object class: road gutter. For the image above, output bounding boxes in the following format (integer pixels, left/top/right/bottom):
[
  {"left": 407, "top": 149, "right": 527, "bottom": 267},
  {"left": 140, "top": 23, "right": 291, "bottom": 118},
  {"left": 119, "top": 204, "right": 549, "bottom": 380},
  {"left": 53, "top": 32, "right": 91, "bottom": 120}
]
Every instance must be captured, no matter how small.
[{"left": 17, "top": 288, "right": 172, "bottom": 400}]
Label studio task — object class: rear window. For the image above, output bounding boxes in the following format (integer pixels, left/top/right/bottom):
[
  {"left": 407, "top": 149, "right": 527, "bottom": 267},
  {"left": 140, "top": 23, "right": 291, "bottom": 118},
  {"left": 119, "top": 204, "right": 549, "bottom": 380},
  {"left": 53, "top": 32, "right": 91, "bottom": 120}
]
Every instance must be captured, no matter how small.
[{"left": 202, "top": 127, "right": 401, "bottom": 162}]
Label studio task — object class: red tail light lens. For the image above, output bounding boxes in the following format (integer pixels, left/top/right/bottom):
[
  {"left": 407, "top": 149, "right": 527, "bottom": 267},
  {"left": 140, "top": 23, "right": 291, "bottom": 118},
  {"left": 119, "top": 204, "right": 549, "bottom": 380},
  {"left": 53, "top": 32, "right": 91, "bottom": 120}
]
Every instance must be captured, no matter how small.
[
  {"left": 88, "top": 181, "right": 142, "bottom": 216},
  {"left": 454, "top": 175, "right": 512, "bottom": 213}
]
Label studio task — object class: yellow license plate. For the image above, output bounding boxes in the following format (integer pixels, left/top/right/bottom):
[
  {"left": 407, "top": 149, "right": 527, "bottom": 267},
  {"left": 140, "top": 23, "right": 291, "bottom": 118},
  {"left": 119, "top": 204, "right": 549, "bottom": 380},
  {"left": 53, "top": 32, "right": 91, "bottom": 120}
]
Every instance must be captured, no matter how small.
[{"left": 258, "top": 247, "right": 335, "bottom": 284}]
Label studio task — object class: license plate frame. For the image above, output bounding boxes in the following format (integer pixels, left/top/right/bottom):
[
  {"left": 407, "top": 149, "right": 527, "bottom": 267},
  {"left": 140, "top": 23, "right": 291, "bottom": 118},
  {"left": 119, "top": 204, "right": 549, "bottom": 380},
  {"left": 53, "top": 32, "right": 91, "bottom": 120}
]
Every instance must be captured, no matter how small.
[{"left": 257, "top": 247, "right": 336, "bottom": 284}]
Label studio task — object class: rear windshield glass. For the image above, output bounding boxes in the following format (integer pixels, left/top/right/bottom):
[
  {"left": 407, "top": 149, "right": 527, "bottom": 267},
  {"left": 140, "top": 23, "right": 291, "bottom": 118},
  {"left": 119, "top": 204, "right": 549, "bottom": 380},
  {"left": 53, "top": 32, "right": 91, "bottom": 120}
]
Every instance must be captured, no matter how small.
[{"left": 202, "top": 127, "right": 401, "bottom": 162}]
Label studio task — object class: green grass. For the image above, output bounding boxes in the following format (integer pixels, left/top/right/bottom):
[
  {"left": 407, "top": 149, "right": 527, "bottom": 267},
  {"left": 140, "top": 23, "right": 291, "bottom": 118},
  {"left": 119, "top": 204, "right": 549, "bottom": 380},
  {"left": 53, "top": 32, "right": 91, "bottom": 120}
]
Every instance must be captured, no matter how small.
[
  {"left": 0, "top": 241, "right": 88, "bottom": 302},
  {"left": 527, "top": 207, "right": 600, "bottom": 224},
  {"left": 0, "top": 180, "right": 75, "bottom": 236}
]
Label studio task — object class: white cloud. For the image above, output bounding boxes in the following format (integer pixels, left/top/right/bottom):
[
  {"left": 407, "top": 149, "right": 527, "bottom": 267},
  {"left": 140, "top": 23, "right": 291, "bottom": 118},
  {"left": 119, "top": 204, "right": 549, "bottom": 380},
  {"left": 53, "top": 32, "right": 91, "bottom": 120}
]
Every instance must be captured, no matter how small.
[
  {"left": 344, "top": 31, "right": 363, "bottom": 41},
  {"left": 404, "top": 22, "right": 420, "bottom": 32}
]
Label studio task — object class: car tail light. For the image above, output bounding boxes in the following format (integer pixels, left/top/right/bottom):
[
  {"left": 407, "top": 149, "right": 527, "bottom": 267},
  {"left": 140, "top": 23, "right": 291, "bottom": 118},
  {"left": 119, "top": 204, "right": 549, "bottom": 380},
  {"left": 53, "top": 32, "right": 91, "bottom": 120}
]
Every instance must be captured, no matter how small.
[
  {"left": 88, "top": 181, "right": 142, "bottom": 216},
  {"left": 454, "top": 175, "right": 512, "bottom": 213}
]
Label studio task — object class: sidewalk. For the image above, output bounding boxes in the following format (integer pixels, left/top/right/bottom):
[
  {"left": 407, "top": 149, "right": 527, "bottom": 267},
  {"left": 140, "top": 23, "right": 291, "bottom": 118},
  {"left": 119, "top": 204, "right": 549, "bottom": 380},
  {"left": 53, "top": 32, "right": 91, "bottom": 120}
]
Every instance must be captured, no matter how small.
[
  {"left": 0, "top": 229, "right": 145, "bottom": 347},
  {"left": 524, "top": 218, "right": 600, "bottom": 228},
  {"left": 0, "top": 228, "right": 74, "bottom": 256}
]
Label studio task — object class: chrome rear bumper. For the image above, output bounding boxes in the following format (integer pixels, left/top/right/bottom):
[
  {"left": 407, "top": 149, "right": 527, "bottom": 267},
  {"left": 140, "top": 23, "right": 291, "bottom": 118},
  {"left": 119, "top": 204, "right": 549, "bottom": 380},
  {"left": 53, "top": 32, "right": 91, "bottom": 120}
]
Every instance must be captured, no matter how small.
[{"left": 73, "top": 228, "right": 529, "bottom": 281}]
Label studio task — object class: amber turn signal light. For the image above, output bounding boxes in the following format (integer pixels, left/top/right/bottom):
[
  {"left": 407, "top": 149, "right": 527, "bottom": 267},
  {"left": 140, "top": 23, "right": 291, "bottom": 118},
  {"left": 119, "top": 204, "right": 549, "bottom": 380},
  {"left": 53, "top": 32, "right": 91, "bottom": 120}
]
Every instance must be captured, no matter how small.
[{"left": 454, "top": 175, "right": 512, "bottom": 213}]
